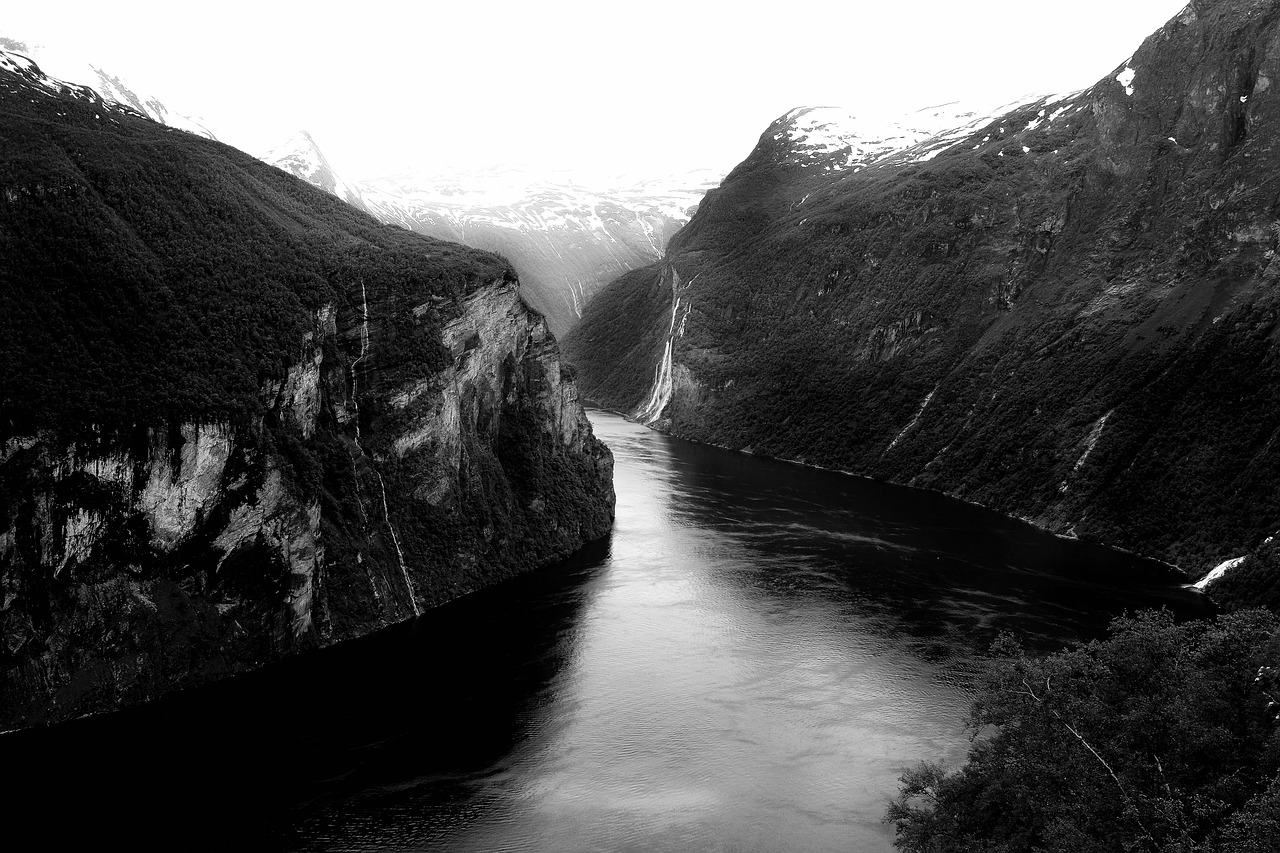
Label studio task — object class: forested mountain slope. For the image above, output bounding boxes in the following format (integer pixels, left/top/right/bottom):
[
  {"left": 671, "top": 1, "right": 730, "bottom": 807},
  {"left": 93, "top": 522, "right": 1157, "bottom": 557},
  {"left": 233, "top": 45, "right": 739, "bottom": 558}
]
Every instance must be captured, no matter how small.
[
  {"left": 565, "top": 0, "right": 1280, "bottom": 580},
  {"left": 0, "top": 51, "right": 614, "bottom": 728}
]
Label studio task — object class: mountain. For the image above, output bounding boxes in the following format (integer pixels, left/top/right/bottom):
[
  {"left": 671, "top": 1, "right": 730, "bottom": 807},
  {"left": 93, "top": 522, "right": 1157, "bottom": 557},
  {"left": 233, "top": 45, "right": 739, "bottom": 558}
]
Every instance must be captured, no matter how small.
[
  {"left": 258, "top": 131, "right": 717, "bottom": 338},
  {"left": 1, "top": 35, "right": 712, "bottom": 340},
  {"left": 0, "top": 50, "right": 614, "bottom": 729},
  {"left": 0, "top": 36, "right": 217, "bottom": 139},
  {"left": 564, "top": 0, "right": 1280, "bottom": 595},
  {"left": 266, "top": 129, "right": 371, "bottom": 213},
  {"left": 764, "top": 98, "right": 1054, "bottom": 173},
  {"left": 347, "top": 167, "right": 717, "bottom": 337}
]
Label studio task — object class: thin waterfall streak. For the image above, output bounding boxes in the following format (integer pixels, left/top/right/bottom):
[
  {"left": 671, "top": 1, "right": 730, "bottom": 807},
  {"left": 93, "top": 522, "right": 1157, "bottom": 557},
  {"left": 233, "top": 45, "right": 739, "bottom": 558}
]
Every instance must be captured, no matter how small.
[
  {"left": 885, "top": 386, "right": 938, "bottom": 453},
  {"left": 373, "top": 467, "right": 419, "bottom": 616},
  {"left": 349, "top": 279, "right": 420, "bottom": 616},
  {"left": 350, "top": 279, "right": 370, "bottom": 441}
]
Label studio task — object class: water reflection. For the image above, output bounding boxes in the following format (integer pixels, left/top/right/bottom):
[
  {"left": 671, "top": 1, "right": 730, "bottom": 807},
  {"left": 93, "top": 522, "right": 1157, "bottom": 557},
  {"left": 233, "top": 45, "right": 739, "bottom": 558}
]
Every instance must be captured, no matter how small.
[
  {"left": 0, "top": 411, "right": 1208, "bottom": 852},
  {"left": 387, "top": 413, "right": 1204, "bottom": 852}
]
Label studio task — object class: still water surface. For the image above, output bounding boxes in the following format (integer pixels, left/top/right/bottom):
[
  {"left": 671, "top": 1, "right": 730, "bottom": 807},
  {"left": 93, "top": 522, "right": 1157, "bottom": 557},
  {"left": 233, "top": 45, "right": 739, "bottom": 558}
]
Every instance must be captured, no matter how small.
[{"left": 3, "top": 411, "right": 1206, "bottom": 850}]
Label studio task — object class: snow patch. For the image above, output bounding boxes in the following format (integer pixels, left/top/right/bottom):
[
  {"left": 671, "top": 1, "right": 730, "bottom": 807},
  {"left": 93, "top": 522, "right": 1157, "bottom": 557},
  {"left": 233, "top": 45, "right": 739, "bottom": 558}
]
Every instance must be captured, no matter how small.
[
  {"left": 773, "top": 98, "right": 1040, "bottom": 172},
  {"left": 1117, "top": 66, "right": 1136, "bottom": 96}
]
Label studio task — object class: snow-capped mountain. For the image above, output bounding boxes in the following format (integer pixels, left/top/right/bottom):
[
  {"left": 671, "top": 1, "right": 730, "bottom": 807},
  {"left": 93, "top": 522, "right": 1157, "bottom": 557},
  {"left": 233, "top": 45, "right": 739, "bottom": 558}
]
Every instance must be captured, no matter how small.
[
  {"left": 768, "top": 95, "right": 1085, "bottom": 173},
  {"left": 0, "top": 48, "right": 100, "bottom": 102},
  {"left": 566, "top": 0, "right": 1280, "bottom": 586},
  {"left": 258, "top": 133, "right": 719, "bottom": 337},
  {"left": 0, "top": 37, "right": 216, "bottom": 139},
  {"left": 266, "top": 130, "right": 370, "bottom": 212},
  {"left": 354, "top": 167, "right": 719, "bottom": 335}
]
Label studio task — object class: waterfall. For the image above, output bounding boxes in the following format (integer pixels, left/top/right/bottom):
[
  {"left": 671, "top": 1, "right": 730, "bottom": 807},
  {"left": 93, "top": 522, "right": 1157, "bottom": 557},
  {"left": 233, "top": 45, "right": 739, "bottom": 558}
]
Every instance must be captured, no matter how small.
[
  {"left": 1059, "top": 410, "right": 1113, "bottom": 496},
  {"left": 885, "top": 386, "right": 938, "bottom": 452},
  {"left": 634, "top": 268, "right": 685, "bottom": 425},
  {"left": 1072, "top": 411, "right": 1112, "bottom": 473},
  {"left": 349, "top": 279, "right": 420, "bottom": 617}
]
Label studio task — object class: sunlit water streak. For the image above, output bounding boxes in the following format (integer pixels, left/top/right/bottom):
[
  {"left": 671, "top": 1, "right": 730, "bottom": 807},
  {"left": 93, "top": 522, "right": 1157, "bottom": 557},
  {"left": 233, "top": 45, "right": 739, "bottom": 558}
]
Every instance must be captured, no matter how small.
[
  {"left": 0, "top": 411, "right": 1207, "bottom": 851},
  {"left": 285, "top": 412, "right": 1205, "bottom": 852}
]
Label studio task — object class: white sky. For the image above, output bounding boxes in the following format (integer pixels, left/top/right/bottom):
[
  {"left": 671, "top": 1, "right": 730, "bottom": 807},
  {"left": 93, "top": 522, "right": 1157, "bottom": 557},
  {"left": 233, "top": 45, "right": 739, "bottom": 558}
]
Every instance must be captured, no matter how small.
[{"left": 6, "top": 0, "right": 1190, "bottom": 183}]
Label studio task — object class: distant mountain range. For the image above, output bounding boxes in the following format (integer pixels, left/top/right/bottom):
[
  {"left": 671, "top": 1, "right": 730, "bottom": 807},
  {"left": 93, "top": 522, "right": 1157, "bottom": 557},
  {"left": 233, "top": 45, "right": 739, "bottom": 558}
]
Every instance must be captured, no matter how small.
[
  {"left": 356, "top": 166, "right": 718, "bottom": 335},
  {"left": 266, "top": 127, "right": 717, "bottom": 335}
]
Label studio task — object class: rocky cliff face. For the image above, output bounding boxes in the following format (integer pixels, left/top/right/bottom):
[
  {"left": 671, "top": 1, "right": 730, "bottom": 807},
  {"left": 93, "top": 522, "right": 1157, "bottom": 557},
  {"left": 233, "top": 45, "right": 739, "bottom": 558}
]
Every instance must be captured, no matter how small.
[
  {"left": 1, "top": 280, "right": 612, "bottom": 729},
  {"left": 0, "top": 53, "right": 613, "bottom": 729},
  {"left": 565, "top": 0, "right": 1280, "bottom": 579}
]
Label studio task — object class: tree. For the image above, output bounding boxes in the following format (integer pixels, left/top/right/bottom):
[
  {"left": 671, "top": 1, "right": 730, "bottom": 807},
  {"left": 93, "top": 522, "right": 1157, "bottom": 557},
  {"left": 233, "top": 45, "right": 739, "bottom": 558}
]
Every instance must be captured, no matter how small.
[{"left": 887, "top": 609, "right": 1280, "bottom": 852}]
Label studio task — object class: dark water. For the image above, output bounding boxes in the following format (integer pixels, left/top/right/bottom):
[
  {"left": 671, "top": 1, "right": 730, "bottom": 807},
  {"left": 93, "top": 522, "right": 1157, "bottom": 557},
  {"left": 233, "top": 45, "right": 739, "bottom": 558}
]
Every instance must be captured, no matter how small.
[{"left": 1, "top": 411, "right": 1207, "bottom": 851}]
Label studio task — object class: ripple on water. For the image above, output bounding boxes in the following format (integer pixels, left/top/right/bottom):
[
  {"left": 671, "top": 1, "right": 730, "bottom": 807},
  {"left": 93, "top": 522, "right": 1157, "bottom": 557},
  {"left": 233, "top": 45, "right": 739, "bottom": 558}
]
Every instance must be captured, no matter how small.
[{"left": 3, "top": 410, "right": 1206, "bottom": 853}]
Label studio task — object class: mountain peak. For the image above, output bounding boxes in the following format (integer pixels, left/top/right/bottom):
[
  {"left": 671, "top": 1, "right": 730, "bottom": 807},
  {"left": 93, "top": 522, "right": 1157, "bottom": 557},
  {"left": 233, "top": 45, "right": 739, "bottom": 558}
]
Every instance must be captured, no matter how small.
[
  {"left": 0, "top": 47, "right": 103, "bottom": 104},
  {"left": 0, "top": 41, "right": 216, "bottom": 139},
  {"left": 265, "top": 130, "right": 367, "bottom": 211},
  {"left": 763, "top": 96, "right": 1066, "bottom": 173}
]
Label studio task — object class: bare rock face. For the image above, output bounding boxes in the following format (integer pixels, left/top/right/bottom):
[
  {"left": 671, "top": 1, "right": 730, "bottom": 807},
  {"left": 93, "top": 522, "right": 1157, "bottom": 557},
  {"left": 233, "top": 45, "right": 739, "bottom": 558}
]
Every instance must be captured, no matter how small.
[
  {"left": 0, "top": 286, "right": 613, "bottom": 728},
  {"left": 566, "top": 0, "right": 1280, "bottom": 577}
]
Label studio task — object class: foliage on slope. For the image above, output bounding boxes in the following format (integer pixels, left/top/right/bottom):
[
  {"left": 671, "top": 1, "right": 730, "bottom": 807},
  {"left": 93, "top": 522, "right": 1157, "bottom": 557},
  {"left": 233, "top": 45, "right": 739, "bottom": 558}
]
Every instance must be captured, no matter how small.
[
  {"left": 563, "top": 264, "right": 675, "bottom": 410},
  {"left": 888, "top": 609, "right": 1280, "bottom": 852},
  {"left": 1211, "top": 540, "right": 1280, "bottom": 614},
  {"left": 0, "top": 55, "right": 508, "bottom": 435}
]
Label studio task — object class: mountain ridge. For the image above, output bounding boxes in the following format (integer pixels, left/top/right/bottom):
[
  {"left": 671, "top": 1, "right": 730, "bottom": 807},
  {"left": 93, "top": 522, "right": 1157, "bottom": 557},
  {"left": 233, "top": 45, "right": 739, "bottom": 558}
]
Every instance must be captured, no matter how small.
[
  {"left": 0, "top": 36, "right": 718, "bottom": 339},
  {"left": 0, "top": 48, "right": 614, "bottom": 728},
  {"left": 565, "top": 0, "right": 1280, "bottom": 586}
]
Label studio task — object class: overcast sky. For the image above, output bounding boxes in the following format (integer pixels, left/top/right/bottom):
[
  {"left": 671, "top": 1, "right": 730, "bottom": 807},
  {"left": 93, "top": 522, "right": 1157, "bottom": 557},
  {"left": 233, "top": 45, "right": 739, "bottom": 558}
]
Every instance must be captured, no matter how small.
[{"left": 8, "top": 0, "right": 1190, "bottom": 183}]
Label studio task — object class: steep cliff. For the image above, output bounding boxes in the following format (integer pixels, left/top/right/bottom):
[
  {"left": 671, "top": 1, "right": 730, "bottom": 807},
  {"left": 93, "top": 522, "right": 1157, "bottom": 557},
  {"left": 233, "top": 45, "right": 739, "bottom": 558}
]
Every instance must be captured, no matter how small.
[
  {"left": 0, "top": 52, "right": 613, "bottom": 728},
  {"left": 565, "top": 0, "right": 1280, "bottom": 578}
]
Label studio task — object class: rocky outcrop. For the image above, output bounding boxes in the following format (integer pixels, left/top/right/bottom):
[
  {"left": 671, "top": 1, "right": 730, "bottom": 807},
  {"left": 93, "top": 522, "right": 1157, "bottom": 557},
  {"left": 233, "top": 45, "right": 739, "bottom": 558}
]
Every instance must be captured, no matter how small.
[
  {"left": 565, "top": 0, "right": 1280, "bottom": 578},
  {"left": 0, "top": 284, "right": 613, "bottom": 729},
  {"left": 0, "top": 54, "right": 613, "bottom": 729}
]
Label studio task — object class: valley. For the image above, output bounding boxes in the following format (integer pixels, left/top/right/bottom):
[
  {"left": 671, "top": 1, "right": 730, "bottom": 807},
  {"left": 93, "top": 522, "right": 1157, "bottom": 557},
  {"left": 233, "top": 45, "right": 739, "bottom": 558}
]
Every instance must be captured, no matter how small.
[{"left": 3, "top": 2, "right": 1280, "bottom": 851}]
